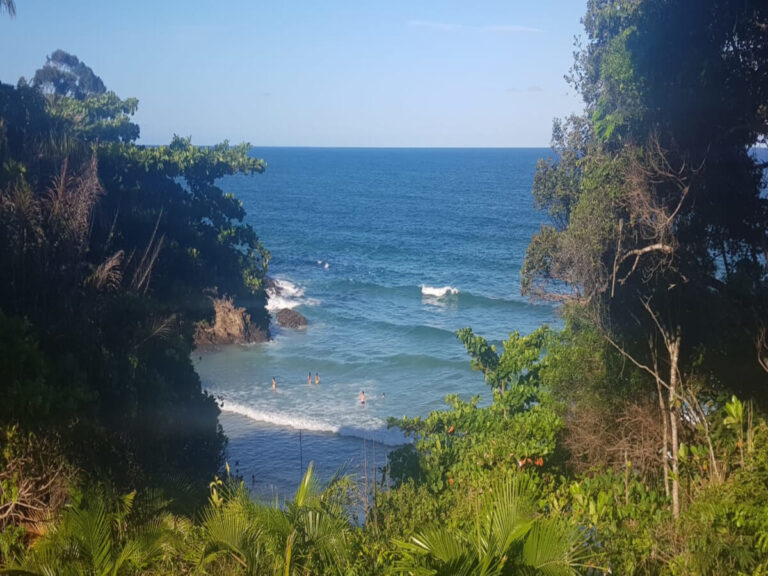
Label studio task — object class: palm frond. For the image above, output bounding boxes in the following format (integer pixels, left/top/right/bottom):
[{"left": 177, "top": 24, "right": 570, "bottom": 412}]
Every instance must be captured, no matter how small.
[
  {"left": 485, "top": 475, "right": 536, "bottom": 556},
  {"left": 199, "top": 501, "right": 264, "bottom": 573},
  {"left": 293, "top": 461, "right": 316, "bottom": 508},
  {"left": 521, "top": 519, "right": 591, "bottom": 576},
  {"left": 69, "top": 499, "right": 113, "bottom": 576}
]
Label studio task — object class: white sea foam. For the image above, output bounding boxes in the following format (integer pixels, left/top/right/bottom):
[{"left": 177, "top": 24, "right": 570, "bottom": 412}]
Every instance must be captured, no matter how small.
[
  {"left": 219, "top": 401, "right": 408, "bottom": 446},
  {"left": 420, "top": 284, "right": 459, "bottom": 297},
  {"left": 279, "top": 279, "right": 304, "bottom": 297},
  {"left": 266, "top": 295, "right": 300, "bottom": 312},
  {"left": 266, "top": 278, "right": 317, "bottom": 312}
]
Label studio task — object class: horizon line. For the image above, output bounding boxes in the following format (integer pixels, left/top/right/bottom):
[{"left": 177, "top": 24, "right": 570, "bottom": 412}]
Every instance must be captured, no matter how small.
[{"left": 137, "top": 143, "right": 554, "bottom": 150}]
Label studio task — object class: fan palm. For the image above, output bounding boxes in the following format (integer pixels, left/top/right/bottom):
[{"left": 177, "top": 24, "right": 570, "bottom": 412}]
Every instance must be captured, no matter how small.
[
  {"left": 392, "top": 475, "right": 599, "bottom": 576},
  {"left": 195, "top": 462, "right": 352, "bottom": 575},
  {"left": 4, "top": 490, "right": 174, "bottom": 575}
]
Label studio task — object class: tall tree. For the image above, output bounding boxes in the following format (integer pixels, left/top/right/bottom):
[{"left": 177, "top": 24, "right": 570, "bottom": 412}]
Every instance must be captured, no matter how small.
[
  {"left": 522, "top": 0, "right": 768, "bottom": 518},
  {"left": 32, "top": 50, "right": 107, "bottom": 100},
  {"left": 0, "top": 54, "right": 269, "bottom": 489}
]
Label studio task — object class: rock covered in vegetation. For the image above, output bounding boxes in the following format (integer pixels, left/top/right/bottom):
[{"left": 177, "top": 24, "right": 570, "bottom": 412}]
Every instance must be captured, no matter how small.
[
  {"left": 275, "top": 307, "right": 307, "bottom": 329},
  {"left": 195, "top": 296, "right": 269, "bottom": 346}
]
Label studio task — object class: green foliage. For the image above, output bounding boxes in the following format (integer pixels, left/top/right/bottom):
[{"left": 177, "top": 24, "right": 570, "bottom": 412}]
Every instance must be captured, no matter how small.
[
  {"left": 31, "top": 50, "right": 107, "bottom": 101},
  {"left": 523, "top": 0, "right": 768, "bottom": 404},
  {"left": 6, "top": 488, "right": 177, "bottom": 575},
  {"left": 0, "top": 54, "right": 270, "bottom": 490},
  {"left": 3, "top": 5, "right": 768, "bottom": 574},
  {"left": 0, "top": 313, "right": 63, "bottom": 426},
  {"left": 48, "top": 91, "right": 140, "bottom": 143},
  {"left": 392, "top": 474, "right": 600, "bottom": 576},
  {"left": 196, "top": 463, "right": 354, "bottom": 575},
  {"left": 672, "top": 423, "right": 768, "bottom": 575},
  {"left": 388, "top": 327, "right": 562, "bottom": 495},
  {"left": 456, "top": 325, "right": 550, "bottom": 392}
]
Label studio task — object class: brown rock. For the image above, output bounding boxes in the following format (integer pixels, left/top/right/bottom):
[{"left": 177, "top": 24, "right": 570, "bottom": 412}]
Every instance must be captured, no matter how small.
[
  {"left": 275, "top": 308, "right": 307, "bottom": 329},
  {"left": 194, "top": 296, "right": 269, "bottom": 347}
]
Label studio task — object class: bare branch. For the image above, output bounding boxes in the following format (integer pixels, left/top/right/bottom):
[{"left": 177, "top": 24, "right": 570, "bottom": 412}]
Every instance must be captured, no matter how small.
[
  {"left": 757, "top": 326, "right": 768, "bottom": 374},
  {"left": 602, "top": 330, "right": 668, "bottom": 387}
]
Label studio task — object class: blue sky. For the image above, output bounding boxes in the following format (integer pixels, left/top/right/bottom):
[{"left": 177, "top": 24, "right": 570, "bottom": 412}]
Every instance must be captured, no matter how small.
[{"left": 1, "top": 1, "right": 586, "bottom": 147}]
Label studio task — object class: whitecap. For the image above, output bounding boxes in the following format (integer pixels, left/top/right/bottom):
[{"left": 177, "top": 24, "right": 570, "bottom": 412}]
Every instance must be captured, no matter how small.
[
  {"left": 219, "top": 401, "right": 408, "bottom": 446},
  {"left": 420, "top": 284, "right": 459, "bottom": 298},
  {"left": 266, "top": 278, "right": 317, "bottom": 312}
]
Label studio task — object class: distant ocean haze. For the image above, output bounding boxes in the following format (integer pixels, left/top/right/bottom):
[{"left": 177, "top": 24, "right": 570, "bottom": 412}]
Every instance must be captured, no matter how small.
[{"left": 194, "top": 147, "right": 558, "bottom": 496}]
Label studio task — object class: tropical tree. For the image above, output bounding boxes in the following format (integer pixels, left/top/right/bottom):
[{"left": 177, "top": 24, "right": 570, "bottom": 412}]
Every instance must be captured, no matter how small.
[
  {"left": 522, "top": 0, "right": 768, "bottom": 518},
  {"left": 32, "top": 50, "right": 107, "bottom": 101},
  {"left": 0, "top": 54, "right": 269, "bottom": 489}
]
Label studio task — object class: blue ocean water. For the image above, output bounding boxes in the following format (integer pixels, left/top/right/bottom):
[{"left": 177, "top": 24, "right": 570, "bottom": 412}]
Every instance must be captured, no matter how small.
[{"left": 194, "top": 148, "right": 557, "bottom": 497}]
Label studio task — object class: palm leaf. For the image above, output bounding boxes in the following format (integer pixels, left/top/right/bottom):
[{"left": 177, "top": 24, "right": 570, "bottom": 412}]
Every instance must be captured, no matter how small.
[
  {"left": 485, "top": 475, "right": 536, "bottom": 556},
  {"left": 520, "top": 519, "right": 589, "bottom": 576},
  {"left": 69, "top": 499, "right": 113, "bottom": 576}
]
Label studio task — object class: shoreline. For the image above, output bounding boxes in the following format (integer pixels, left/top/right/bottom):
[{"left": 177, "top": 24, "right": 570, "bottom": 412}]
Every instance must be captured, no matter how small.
[{"left": 220, "top": 411, "right": 393, "bottom": 499}]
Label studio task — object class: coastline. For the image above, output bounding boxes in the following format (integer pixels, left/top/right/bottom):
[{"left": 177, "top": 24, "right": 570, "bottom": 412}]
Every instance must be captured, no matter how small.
[{"left": 220, "top": 411, "right": 391, "bottom": 499}]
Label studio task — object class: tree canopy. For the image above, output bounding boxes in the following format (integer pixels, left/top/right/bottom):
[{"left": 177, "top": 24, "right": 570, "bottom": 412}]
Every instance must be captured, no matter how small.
[
  {"left": 0, "top": 52, "right": 269, "bottom": 490},
  {"left": 522, "top": 0, "right": 768, "bottom": 518}
]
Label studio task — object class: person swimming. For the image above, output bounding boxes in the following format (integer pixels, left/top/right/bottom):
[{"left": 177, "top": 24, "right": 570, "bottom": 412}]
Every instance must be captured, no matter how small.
[
  {"left": 308, "top": 371, "right": 312, "bottom": 386},
  {"left": 359, "top": 390, "right": 366, "bottom": 404},
  {"left": 272, "top": 377, "right": 276, "bottom": 391},
  {"left": 315, "top": 372, "right": 320, "bottom": 385}
]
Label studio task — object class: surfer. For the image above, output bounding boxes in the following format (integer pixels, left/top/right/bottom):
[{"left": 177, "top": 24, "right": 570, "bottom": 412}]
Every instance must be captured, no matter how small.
[
  {"left": 359, "top": 390, "right": 366, "bottom": 405},
  {"left": 272, "top": 377, "right": 276, "bottom": 391},
  {"left": 315, "top": 372, "right": 320, "bottom": 385}
]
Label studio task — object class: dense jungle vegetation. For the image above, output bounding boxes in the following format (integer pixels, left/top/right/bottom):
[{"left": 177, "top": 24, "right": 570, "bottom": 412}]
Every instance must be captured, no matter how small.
[{"left": 2, "top": 0, "right": 768, "bottom": 574}]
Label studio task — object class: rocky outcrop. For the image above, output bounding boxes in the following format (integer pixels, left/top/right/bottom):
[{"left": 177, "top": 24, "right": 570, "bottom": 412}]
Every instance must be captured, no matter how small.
[
  {"left": 194, "top": 296, "right": 269, "bottom": 347},
  {"left": 275, "top": 308, "right": 307, "bottom": 329}
]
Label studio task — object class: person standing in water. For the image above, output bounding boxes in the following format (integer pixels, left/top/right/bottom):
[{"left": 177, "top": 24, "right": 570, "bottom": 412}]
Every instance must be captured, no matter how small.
[
  {"left": 315, "top": 372, "right": 320, "bottom": 385},
  {"left": 308, "top": 372, "right": 312, "bottom": 386},
  {"left": 359, "top": 390, "right": 366, "bottom": 404},
  {"left": 272, "top": 377, "right": 276, "bottom": 392}
]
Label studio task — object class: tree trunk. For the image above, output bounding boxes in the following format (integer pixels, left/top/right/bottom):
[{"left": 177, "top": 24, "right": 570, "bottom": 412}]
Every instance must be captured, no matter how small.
[
  {"left": 667, "top": 330, "right": 681, "bottom": 520},
  {"left": 650, "top": 339, "right": 671, "bottom": 498},
  {"left": 656, "top": 373, "right": 671, "bottom": 499}
]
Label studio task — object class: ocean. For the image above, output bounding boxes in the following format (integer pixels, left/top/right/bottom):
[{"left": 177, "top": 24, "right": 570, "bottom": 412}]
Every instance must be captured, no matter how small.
[{"left": 193, "top": 147, "right": 558, "bottom": 498}]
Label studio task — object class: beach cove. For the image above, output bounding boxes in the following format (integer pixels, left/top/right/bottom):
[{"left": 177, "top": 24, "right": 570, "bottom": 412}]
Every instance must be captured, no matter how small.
[{"left": 194, "top": 147, "right": 558, "bottom": 495}]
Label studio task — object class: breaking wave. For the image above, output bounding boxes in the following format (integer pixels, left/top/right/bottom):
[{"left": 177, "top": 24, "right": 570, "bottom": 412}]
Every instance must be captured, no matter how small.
[
  {"left": 420, "top": 284, "right": 460, "bottom": 298},
  {"left": 219, "top": 400, "right": 409, "bottom": 447}
]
